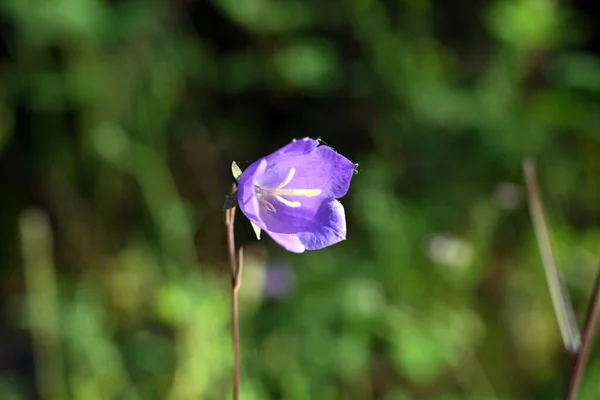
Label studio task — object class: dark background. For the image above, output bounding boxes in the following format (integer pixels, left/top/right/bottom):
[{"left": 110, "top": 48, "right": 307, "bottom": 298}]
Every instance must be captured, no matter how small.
[{"left": 1, "top": 0, "right": 600, "bottom": 399}]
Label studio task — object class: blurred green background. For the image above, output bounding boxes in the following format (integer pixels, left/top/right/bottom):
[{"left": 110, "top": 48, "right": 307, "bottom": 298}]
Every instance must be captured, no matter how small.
[{"left": 1, "top": 0, "right": 600, "bottom": 399}]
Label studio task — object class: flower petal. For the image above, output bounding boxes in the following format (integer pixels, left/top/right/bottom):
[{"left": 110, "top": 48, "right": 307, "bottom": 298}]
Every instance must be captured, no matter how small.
[
  {"left": 258, "top": 195, "right": 321, "bottom": 234},
  {"left": 296, "top": 200, "right": 346, "bottom": 250},
  {"left": 265, "top": 138, "right": 319, "bottom": 163},
  {"left": 266, "top": 231, "right": 306, "bottom": 253},
  {"left": 237, "top": 158, "right": 268, "bottom": 230},
  {"left": 256, "top": 145, "right": 355, "bottom": 234},
  {"left": 236, "top": 138, "right": 354, "bottom": 253},
  {"left": 258, "top": 145, "right": 355, "bottom": 199},
  {"left": 266, "top": 201, "right": 346, "bottom": 252}
]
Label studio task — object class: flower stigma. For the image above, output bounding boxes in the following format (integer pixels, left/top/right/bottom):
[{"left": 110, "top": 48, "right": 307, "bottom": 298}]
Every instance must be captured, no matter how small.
[{"left": 255, "top": 168, "right": 321, "bottom": 213}]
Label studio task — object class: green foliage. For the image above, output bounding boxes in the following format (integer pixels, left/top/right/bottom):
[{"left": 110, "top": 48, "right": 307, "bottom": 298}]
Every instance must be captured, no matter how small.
[
  {"left": 273, "top": 39, "right": 340, "bottom": 91},
  {"left": 1, "top": 0, "right": 600, "bottom": 399}
]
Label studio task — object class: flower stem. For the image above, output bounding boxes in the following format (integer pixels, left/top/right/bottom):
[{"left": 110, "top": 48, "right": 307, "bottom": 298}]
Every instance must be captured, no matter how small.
[
  {"left": 225, "top": 189, "right": 242, "bottom": 400},
  {"left": 566, "top": 268, "right": 600, "bottom": 400}
]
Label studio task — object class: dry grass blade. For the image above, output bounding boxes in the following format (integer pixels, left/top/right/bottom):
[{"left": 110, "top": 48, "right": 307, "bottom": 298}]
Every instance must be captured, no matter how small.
[
  {"left": 566, "top": 267, "right": 600, "bottom": 400},
  {"left": 523, "top": 158, "right": 581, "bottom": 354}
]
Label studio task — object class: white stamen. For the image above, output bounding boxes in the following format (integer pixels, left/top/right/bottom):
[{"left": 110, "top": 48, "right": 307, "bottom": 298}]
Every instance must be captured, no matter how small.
[
  {"left": 276, "top": 168, "right": 296, "bottom": 189},
  {"left": 274, "top": 195, "right": 301, "bottom": 208},
  {"left": 273, "top": 188, "right": 321, "bottom": 197},
  {"left": 256, "top": 168, "right": 321, "bottom": 212}
]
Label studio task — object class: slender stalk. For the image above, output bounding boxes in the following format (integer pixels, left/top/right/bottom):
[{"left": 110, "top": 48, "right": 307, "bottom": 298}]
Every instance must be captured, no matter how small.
[
  {"left": 225, "top": 187, "right": 242, "bottom": 400},
  {"left": 566, "top": 268, "right": 600, "bottom": 400},
  {"left": 523, "top": 158, "right": 581, "bottom": 353},
  {"left": 523, "top": 159, "right": 600, "bottom": 399},
  {"left": 20, "top": 209, "right": 68, "bottom": 400}
]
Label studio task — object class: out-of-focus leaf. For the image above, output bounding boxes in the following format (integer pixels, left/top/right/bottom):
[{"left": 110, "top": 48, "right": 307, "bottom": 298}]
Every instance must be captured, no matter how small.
[
  {"left": 273, "top": 40, "right": 339, "bottom": 91},
  {"left": 211, "top": 0, "right": 313, "bottom": 33},
  {"left": 3, "top": 0, "right": 108, "bottom": 44},
  {"left": 487, "top": 0, "right": 562, "bottom": 50}
]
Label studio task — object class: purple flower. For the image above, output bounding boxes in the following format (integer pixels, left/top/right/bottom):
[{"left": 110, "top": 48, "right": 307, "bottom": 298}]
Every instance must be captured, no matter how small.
[{"left": 236, "top": 138, "right": 356, "bottom": 253}]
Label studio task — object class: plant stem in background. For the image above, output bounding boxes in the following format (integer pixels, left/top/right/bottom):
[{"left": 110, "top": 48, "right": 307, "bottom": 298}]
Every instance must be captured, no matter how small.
[
  {"left": 566, "top": 268, "right": 600, "bottom": 400},
  {"left": 523, "top": 159, "right": 581, "bottom": 354},
  {"left": 524, "top": 159, "right": 600, "bottom": 399},
  {"left": 20, "top": 209, "right": 68, "bottom": 400},
  {"left": 225, "top": 185, "right": 242, "bottom": 400}
]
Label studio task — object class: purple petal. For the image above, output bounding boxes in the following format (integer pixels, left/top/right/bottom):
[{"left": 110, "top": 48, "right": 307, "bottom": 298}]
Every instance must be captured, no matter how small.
[
  {"left": 266, "top": 231, "right": 305, "bottom": 253},
  {"left": 265, "top": 138, "right": 319, "bottom": 162},
  {"left": 235, "top": 138, "right": 355, "bottom": 253},
  {"left": 256, "top": 146, "right": 355, "bottom": 234},
  {"left": 258, "top": 196, "right": 322, "bottom": 234},
  {"left": 266, "top": 201, "right": 346, "bottom": 252},
  {"left": 258, "top": 145, "right": 355, "bottom": 199},
  {"left": 236, "top": 138, "right": 321, "bottom": 231},
  {"left": 237, "top": 158, "right": 268, "bottom": 230},
  {"left": 296, "top": 200, "right": 346, "bottom": 250}
]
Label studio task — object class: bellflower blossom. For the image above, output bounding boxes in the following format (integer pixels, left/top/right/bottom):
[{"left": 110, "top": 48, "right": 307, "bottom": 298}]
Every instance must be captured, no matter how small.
[{"left": 236, "top": 138, "right": 357, "bottom": 253}]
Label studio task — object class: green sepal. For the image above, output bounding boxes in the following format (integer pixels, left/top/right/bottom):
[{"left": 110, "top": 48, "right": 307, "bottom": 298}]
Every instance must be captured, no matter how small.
[
  {"left": 231, "top": 161, "right": 243, "bottom": 182},
  {"left": 251, "top": 222, "right": 261, "bottom": 240}
]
